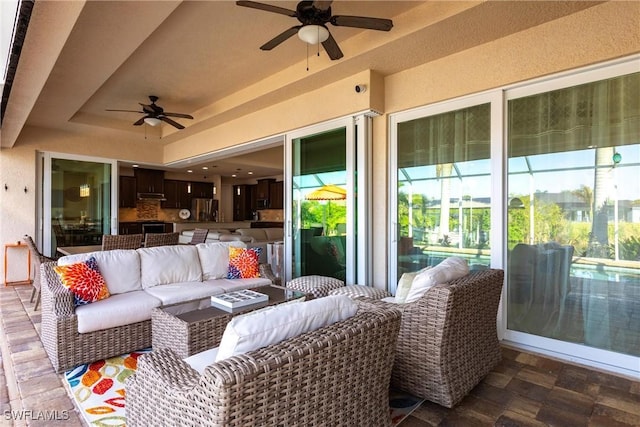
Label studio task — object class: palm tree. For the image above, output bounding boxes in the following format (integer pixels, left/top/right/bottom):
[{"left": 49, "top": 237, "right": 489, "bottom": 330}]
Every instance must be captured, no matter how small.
[{"left": 572, "top": 184, "right": 594, "bottom": 222}]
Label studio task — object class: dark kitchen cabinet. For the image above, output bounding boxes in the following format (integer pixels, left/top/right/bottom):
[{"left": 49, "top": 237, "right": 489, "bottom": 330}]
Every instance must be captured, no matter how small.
[
  {"left": 256, "top": 179, "right": 274, "bottom": 200},
  {"left": 270, "top": 181, "right": 283, "bottom": 209},
  {"left": 119, "top": 176, "right": 137, "bottom": 208},
  {"left": 119, "top": 222, "right": 142, "bottom": 235},
  {"left": 134, "top": 168, "right": 164, "bottom": 193},
  {"left": 190, "top": 181, "right": 214, "bottom": 198},
  {"left": 163, "top": 180, "right": 190, "bottom": 209},
  {"left": 233, "top": 185, "right": 255, "bottom": 221}
]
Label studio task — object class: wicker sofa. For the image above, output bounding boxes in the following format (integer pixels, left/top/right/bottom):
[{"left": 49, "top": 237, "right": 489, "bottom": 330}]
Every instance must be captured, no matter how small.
[
  {"left": 40, "top": 242, "right": 272, "bottom": 372},
  {"left": 126, "top": 302, "right": 402, "bottom": 427},
  {"left": 364, "top": 268, "right": 504, "bottom": 408}
]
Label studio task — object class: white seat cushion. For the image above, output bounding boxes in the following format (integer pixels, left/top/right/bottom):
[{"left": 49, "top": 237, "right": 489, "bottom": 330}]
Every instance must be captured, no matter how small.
[
  {"left": 138, "top": 245, "right": 202, "bottom": 288},
  {"left": 143, "top": 281, "right": 224, "bottom": 305},
  {"left": 202, "top": 277, "right": 272, "bottom": 293},
  {"left": 184, "top": 348, "right": 219, "bottom": 374},
  {"left": 196, "top": 241, "right": 245, "bottom": 280},
  {"left": 58, "top": 249, "right": 141, "bottom": 294},
  {"left": 75, "top": 290, "right": 161, "bottom": 333},
  {"left": 404, "top": 257, "right": 469, "bottom": 303},
  {"left": 215, "top": 295, "right": 358, "bottom": 362}
]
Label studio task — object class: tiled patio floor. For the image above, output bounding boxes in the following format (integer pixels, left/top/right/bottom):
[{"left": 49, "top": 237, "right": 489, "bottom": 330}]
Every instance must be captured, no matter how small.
[{"left": 1, "top": 284, "right": 639, "bottom": 426}]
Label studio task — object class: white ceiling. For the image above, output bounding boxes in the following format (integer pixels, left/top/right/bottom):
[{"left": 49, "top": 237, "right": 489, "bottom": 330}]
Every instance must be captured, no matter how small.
[{"left": 2, "top": 1, "right": 600, "bottom": 179}]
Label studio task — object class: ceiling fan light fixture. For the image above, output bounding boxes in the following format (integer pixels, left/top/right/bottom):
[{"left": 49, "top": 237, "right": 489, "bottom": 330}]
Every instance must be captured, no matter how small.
[
  {"left": 144, "top": 117, "right": 162, "bottom": 127},
  {"left": 298, "top": 25, "right": 329, "bottom": 45}
]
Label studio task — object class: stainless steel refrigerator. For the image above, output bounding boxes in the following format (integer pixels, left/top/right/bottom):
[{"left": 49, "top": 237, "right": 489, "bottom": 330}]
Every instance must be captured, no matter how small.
[{"left": 191, "top": 198, "right": 218, "bottom": 222}]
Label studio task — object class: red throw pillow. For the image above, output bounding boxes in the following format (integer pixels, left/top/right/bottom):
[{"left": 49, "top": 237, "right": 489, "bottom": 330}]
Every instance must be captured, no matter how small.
[{"left": 54, "top": 256, "right": 110, "bottom": 306}]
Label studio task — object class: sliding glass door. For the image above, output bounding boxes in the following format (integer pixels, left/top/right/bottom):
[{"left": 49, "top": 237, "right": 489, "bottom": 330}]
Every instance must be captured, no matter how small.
[
  {"left": 390, "top": 58, "right": 639, "bottom": 376},
  {"left": 285, "top": 117, "right": 361, "bottom": 284},
  {"left": 41, "top": 153, "right": 118, "bottom": 257}
]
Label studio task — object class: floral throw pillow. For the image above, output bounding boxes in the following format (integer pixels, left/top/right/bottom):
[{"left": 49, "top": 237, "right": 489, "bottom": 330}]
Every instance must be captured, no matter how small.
[
  {"left": 227, "top": 247, "right": 262, "bottom": 279},
  {"left": 54, "top": 256, "right": 110, "bottom": 306}
]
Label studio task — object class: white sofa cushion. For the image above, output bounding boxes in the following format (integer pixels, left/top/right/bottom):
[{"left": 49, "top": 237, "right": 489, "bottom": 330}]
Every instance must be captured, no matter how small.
[
  {"left": 75, "top": 290, "right": 161, "bottom": 333},
  {"left": 404, "top": 257, "right": 469, "bottom": 303},
  {"left": 215, "top": 295, "right": 358, "bottom": 362},
  {"left": 196, "top": 241, "right": 246, "bottom": 280},
  {"left": 263, "top": 228, "right": 284, "bottom": 241},
  {"left": 58, "top": 249, "right": 142, "bottom": 294},
  {"left": 202, "top": 277, "right": 272, "bottom": 293},
  {"left": 143, "top": 281, "right": 225, "bottom": 305},
  {"left": 236, "top": 228, "right": 268, "bottom": 242},
  {"left": 138, "top": 245, "right": 202, "bottom": 288},
  {"left": 184, "top": 348, "right": 219, "bottom": 374}
]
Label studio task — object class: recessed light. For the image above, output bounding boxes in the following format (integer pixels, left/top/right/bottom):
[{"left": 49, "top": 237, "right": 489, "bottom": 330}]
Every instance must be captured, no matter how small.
[
  {"left": 231, "top": 174, "right": 237, "bottom": 178},
  {"left": 132, "top": 164, "right": 139, "bottom": 168},
  {"left": 187, "top": 170, "right": 193, "bottom": 173},
  {"left": 248, "top": 171, "right": 254, "bottom": 175},
  {"left": 202, "top": 166, "right": 208, "bottom": 170}
]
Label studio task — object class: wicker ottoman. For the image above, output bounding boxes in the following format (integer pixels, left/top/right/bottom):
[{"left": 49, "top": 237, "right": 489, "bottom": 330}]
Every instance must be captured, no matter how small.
[
  {"left": 286, "top": 275, "right": 345, "bottom": 298},
  {"left": 328, "top": 285, "right": 391, "bottom": 300}
]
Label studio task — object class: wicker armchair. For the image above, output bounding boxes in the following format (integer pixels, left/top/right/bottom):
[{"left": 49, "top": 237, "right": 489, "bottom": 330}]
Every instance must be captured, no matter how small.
[
  {"left": 144, "top": 232, "right": 179, "bottom": 247},
  {"left": 126, "top": 304, "right": 401, "bottom": 427},
  {"left": 101, "top": 234, "right": 143, "bottom": 250},
  {"left": 22, "top": 235, "right": 55, "bottom": 310},
  {"left": 364, "top": 268, "right": 504, "bottom": 408}
]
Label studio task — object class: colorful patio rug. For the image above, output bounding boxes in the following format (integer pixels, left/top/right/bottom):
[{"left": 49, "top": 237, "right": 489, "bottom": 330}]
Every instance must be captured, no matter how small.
[{"left": 64, "top": 349, "right": 424, "bottom": 426}]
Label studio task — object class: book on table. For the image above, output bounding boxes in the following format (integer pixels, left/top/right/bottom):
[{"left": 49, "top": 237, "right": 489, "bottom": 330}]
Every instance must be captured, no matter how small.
[{"left": 210, "top": 289, "right": 269, "bottom": 310}]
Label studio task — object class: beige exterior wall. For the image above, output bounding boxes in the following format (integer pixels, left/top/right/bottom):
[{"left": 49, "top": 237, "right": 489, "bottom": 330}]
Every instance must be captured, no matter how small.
[{"left": 1, "top": 1, "right": 638, "bottom": 284}]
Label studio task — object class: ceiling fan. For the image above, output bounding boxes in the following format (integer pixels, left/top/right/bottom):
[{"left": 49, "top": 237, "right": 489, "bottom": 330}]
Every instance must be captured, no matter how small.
[
  {"left": 236, "top": 1, "right": 393, "bottom": 60},
  {"left": 106, "top": 95, "right": 194, "bottom": 130}
]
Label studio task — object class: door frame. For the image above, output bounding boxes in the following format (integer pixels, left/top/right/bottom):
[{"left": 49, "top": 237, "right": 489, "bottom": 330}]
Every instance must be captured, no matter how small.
[
  {"left": 284, "top": 114, "right": 370, "bottom": 284},
  {"left": 39, "top": 151, "right": 119, "bottom": 257}
]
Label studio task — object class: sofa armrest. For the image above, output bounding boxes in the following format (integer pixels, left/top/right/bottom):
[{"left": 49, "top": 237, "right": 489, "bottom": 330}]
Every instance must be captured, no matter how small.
[{"left": 40, "top": 261, "right": 75, "bottom": 317}]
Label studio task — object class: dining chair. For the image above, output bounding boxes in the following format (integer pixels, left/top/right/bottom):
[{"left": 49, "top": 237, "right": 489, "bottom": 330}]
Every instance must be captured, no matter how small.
[
  {"left": 189, "top": 228, "right": 209, "bottom": 245},
  {"left": 101, "top": 234, "right": 143, "bottom": 250},
  {"left": 144, "top": 232, "right": 180, "bottom": 248},
  {"left": 22, "top": 235, "right": 56, "bottom": 310}
]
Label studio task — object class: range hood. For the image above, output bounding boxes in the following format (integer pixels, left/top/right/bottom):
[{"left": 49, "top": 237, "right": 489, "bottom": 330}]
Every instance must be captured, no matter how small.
[{"left": 137, "top": 192, "right": 167, "bottom": 201}]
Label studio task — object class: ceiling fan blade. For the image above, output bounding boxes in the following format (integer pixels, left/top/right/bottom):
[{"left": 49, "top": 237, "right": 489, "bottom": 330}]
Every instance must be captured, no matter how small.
[
  {"left": 160, "top": 116, "right": 185, "bottom": 130},
  {"left": 260, "top": 26, "right": 301, "bottom": 51},
  {"left": 321, "top": 32, "right": 343, "bottom": 60},
  {"left": 106, "top": 109, "right": 144, "bottom": 113},
  {"left": 312, "top": 1, "right": 333, "bottom": 11},
  {"left": 163, "top": 112, "right": 194, "bottom": 119},
  {"left": 236, "top": 1, "right": 296, "bottom": 17},
  {"left": 133, "top": 117, "right": 145, "bottom": 126},
  {"left": 330, "top": 15, "right": 393, "bottom": 31}
]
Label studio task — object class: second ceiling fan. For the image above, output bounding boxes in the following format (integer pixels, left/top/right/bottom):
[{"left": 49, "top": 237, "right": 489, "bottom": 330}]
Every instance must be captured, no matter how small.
[{"left": 236, "top": 1, "right": 393, "bottom": 60}]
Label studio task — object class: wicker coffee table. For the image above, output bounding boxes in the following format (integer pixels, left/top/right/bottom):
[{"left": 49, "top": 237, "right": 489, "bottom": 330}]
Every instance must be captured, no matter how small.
[{"left": 151, "top": 285, "right": 307, "bottom": 358}]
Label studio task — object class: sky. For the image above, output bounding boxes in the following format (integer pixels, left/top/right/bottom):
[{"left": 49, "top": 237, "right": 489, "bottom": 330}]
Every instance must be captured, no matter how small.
[{"left": 1, "top": 0, "right": 19, "bottom": 84}]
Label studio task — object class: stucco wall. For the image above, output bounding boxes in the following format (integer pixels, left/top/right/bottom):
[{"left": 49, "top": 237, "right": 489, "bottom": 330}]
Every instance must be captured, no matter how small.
[{"left": 370, "top": 1, "right": 640, "bottom": 286}]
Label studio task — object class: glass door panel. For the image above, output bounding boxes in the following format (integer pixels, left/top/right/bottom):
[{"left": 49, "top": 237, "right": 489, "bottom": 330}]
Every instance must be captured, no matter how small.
[
  {"left": 290, "top": 127, "right": 348, "bottom": 281},
  {"left": 45, "top": 157, "right": 114, "bottom": 256},
  {"left": 394, "top": 103, "right": 492, "bottom": 283},
  {"left": 507, "top": 72, "right": 640, "bottom": 357}
]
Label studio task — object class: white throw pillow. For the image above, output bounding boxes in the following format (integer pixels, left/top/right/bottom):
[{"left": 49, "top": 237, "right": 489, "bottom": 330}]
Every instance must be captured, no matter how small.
[
  {"left": 58, "top": 249, "right": 142, "bottom": 294},
  {"left": 138, "top": 245, "right": 202, "bottom": 288},
  {"left": 215, "top": 295, "right": 358, "bottom": 362},
  {"left": 395, "top": 267, "right": 429, "bottom": 304},
  {"left": 196, "top": 241, "right": 246, "bottom": 280},
  {"left": 404, "top": 257, "right": 469, "bottom": 303}
]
